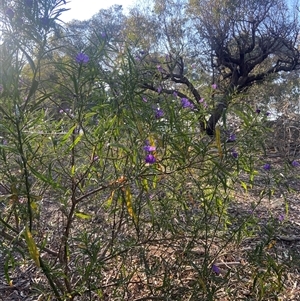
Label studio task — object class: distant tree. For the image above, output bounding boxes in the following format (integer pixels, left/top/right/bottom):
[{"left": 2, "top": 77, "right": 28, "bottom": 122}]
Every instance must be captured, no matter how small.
[
  {"left": 126, "top": 0, "right": 300, "bottom": 135},
  {"left": 189, "top": 0, "right": 300, "bottom": 134}
]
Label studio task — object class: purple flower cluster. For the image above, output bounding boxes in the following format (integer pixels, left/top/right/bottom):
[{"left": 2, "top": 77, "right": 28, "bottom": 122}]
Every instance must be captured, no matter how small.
[
  {"left": 224, "top": 129, "right": 236, "bottom": 143},
  {"left": 145, "top": 154, "right": 156, "bottom": 164},
  {"left": 263, "top": 163, "right": 271, "bottom": 171},
  {"left": 278, "top": 214, "right": 285, "bottom": 222},
  {"left": 199, "top": 98, "right": 207, "bottom": 108},
  {"left": 181, "top": 98, "right": 194, "bottom": 109},
  {"left": 144, "top": 140, "right": 156, "bottom": 164},
  {"left": 75, "top": 53, "right": 89, "bottom": 64},
  {"left": 231, "top": 149, "right": 238, "bottom": 158},
  {"left": 157, "top": 65, "right": 164, "bottom": 72},
  {"left": 227, "top": 133, "right": 236, "bottom": 142},
  {"left": 155, "top": 108, "right": 164, "bottom": 119},
  {"left": 212, "top": 264, "right": 220, "bottom": 275}
]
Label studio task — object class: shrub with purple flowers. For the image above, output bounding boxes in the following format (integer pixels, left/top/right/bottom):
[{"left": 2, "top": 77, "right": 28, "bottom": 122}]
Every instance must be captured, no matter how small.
[{"left": 0, "top": 1, "right": 296, "bottom": 300}]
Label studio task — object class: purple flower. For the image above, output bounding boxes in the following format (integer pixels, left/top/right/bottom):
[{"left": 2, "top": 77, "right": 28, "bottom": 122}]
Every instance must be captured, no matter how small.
[
  {"left": 263, "top": 163, "right": 271, "bottom": 171},
  {"left": 157, "top": 86, "right": 162, "bottom": 93},
  {"left": 144, "top": 145, "right": 156, "bottom": 152},
  {"left": 142, "top": 96, "right": 147, "bottom": 102},
  {"left": 145, "top": 154, "right": 156, "bottom": 164},
  {"left": 157, "top": 65, "right": 164, "bottom": 72},
  {"left": 212, "top": 264, "right": 220, "bottom": 275},
  {"left": 265, "top": 111, "right": 270, "bottom": 116},
  {"left": 255, "top": 108, "right": 261, "bottom": 114},
  {"left": 93, "top": 155, "right": 99, "bottom": 162},
  {"left": 278, "top": 214, "right": 284, "bottom": 222},
  {"left": 75, "top": 53, "right": 89, "bottom": 64},
  {"left": 101, "top": 32, "right": 106, "bottom": 38},
  {"left": 232, "top": 149, "right": 238, "bottom": 158},
  {"left": 199, "top": 98, "right": 208, "bottom": 108},
  {"left": 173, "top": 91, "right": 178, "bottom": 97},
  {"left": 212, "top": 83, "right": 217, "bottom": 89},
  {"left": 144, "top": 140, "right": 156, "bottom": 152},
  {"left": 291, "top": 160, "right": 300, "bottom": 167},
  {"left": 59, "top": 109, "right": 64, "bottom": 114},
  {"left": 5, "top": 8, "right": 14, "bottom": 19},
  {"left": 181, "top": 98, "right": 194, "bottom": 109},
  {"left": 155, "top": 108, "right": 164, "bottom": 119},
  {"left": 227, "top": 133, "right": 236, "bottom": 142}
]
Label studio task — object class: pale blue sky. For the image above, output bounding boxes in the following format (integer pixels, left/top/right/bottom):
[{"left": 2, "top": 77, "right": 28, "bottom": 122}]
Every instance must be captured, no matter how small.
[{"left": 60, "top": 0, "right": 136, "bottom": 22}]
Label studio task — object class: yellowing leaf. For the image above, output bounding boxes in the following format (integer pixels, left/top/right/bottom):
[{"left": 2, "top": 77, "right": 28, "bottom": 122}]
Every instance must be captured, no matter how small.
[
  {"left": 125, "top": 187, "right": 137, "bottom": 223},
  {"left": 142, "top": 178, "right": 149, "bottom": 192},
  {"left": 75, "top": 212, "right": 92, "bottom": 219},
  {"left": 105, "top": 190, "right": 115, "bottom": 207},
  {"left": 152, "top": 175, "right": 157, "bottom": 189},
  {"left": 30, "top": 201, "right": 39, "bottom": 213},
  {"left": 240, "top": 181, "right": 248, "bottom": 192},
  {"left": 266, "top": 240, "right": 276, "bottom": 250},
  {"left": 24, "top": 226, "right": 40, "bottom": 267},
  {"left": 71, "top": 164, "right": 75, "bottom": 176}
]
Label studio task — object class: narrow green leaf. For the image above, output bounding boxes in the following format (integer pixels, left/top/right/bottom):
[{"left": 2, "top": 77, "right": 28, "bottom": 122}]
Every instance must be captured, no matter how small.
[
  {"left": 61, "top": 125, "right": 77, "bottom": 145},
  {"left": 68, "top": 134, "right": 82, "bottom": 151},
  {"left": 28, "top": 165, "right": 60, "bottom": 189},
  {"left": 215, "top": 126, "right": 223, "bottom": 159}
]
